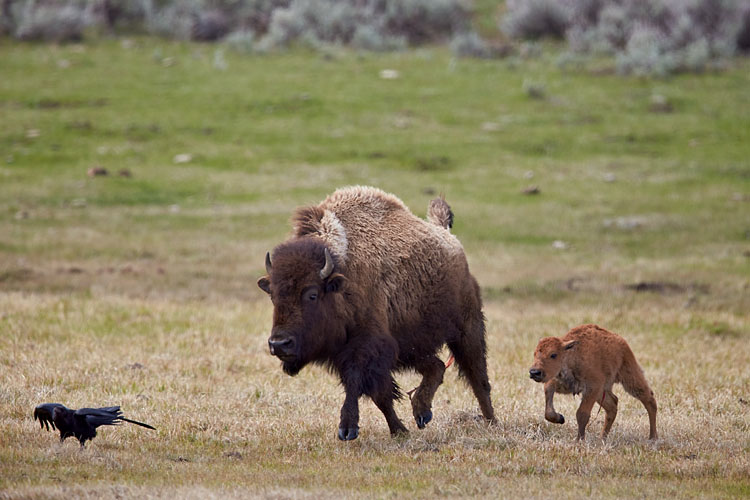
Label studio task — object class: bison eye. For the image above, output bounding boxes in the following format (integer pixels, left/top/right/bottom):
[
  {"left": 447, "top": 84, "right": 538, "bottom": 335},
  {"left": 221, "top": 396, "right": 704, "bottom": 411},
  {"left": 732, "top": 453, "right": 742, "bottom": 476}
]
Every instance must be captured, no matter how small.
[
  {"left": 550, "top": 353, "right": 557, "bottom": 359},
  {"left": 302, "top": 288, "right": 318, "bottom": 303}
]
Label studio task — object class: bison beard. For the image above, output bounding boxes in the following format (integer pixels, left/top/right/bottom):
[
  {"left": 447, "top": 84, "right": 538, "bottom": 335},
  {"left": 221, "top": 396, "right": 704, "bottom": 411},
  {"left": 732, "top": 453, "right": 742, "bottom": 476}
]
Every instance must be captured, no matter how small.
[{"left": 258, "top": 187, "right": 496, "bottom": 440}]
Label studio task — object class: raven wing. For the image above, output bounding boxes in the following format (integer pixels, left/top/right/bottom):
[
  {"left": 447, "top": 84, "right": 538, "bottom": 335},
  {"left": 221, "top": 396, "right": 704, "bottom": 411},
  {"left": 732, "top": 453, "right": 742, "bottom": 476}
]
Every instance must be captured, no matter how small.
[
  {"left": 75, "top": 406, "right": 123, "bottom": 428},
  {"left": 33, "top": 403, "right": 68, "bottom": 431}
]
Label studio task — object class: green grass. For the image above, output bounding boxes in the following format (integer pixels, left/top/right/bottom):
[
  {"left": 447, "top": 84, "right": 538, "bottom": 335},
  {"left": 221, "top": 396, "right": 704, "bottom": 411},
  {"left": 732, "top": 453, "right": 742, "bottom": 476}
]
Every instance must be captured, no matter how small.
[{"left": 0, "top": 38, "right": 749, "bottom": 498}]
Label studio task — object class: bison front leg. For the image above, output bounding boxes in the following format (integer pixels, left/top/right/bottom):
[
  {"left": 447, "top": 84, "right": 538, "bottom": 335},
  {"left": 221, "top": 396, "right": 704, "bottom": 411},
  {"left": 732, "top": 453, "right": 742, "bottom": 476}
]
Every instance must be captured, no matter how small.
[
  {"left": 337, "top": 333, "right": 404, "bottom": 440},
  {"left": 338, "top": 392, "right": 360, "bottom": 441},
  {"left": 543, "top": 382, "right": 565, "bottom": 424},
  {"left": 372, "top": 378, "right": 408, "bottom": 437}
]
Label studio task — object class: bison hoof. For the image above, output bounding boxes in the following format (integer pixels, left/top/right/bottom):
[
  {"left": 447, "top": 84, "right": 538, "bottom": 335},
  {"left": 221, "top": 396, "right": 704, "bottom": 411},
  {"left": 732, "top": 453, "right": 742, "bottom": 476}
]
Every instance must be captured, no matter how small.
[
  {"left": 338, "top": 427, "right": 359, "bottom": 441},
  {"left": 415, "top": 410, "right": 433, "bottom": 429},
  {"left": 559, "top": 414, "right": 565, "bottom": 424}
]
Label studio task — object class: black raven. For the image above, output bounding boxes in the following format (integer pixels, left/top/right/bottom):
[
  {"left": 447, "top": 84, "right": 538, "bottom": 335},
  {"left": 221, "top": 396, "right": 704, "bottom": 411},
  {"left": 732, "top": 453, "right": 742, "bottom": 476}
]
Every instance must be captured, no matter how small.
[{"left": 33, "top": 403, "right": 155, "bottom": 447}]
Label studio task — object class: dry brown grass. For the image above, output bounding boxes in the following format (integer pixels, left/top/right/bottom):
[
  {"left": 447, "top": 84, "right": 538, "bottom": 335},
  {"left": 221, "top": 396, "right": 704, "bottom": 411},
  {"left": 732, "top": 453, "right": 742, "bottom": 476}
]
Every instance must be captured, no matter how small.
[{"left": 2, "top": 291, "right": 748, "bottom": 499}]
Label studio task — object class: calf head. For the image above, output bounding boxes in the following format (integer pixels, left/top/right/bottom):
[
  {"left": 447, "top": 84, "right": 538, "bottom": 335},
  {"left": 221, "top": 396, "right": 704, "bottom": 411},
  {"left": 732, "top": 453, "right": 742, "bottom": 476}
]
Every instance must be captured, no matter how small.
[
  {"left": 258, "top": 239, "right": 347, "bottom": 376},
  {"left": 529, "top": 336, "right": 578, "bottom": 383}
]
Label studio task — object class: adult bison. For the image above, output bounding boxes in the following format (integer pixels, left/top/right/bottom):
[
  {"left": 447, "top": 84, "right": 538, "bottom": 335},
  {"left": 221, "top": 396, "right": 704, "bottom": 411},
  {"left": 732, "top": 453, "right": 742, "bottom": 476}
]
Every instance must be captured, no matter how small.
[{"left": 258, "top": 186, "right": 496, "bottom": 440}]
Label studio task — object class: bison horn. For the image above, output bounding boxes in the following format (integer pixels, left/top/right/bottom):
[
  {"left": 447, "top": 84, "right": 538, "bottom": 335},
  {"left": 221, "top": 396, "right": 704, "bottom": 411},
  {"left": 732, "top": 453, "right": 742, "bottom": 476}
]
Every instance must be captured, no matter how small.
[
  {"left": 320, "top": 248, "right": 334, "bottom": 280},
  {"left": 265, "top": 252, "right": 272, "bottom": 275}
]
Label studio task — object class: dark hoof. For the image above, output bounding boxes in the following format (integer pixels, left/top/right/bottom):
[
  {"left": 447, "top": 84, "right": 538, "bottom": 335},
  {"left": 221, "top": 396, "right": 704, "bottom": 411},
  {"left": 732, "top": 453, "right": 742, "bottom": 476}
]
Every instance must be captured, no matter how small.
[
  {"left": 338, "top": 427, "right": 359, "bottom": 441},
  {"left": 559, "top": 414, "right": 565, "bottom": 424},
  {"left": 391, "top": 426, "right": 409, "bottom": 437},
  {"left": 415, "top": 410, "right": 433, "bottom": 429}
]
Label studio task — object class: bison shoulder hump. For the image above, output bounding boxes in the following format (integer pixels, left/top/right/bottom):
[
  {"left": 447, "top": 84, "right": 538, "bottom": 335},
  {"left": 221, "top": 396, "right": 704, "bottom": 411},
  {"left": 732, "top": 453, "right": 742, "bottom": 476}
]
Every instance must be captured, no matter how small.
[{"left": 292, "top": 206, "right": 326, "bottom": 237}]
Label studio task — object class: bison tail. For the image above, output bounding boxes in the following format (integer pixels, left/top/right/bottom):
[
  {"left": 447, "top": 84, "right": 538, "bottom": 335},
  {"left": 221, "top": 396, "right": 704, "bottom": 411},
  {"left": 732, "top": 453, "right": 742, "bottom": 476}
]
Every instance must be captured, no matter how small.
[{"left": 427, "top": 196, "right": 454, "bottom": 230}]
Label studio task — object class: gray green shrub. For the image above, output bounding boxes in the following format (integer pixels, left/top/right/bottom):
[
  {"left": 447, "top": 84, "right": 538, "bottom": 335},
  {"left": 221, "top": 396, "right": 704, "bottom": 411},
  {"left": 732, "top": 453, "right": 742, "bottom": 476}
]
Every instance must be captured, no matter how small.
[{"left": 502, "top": 0, "right": 750, "bottom": 75}]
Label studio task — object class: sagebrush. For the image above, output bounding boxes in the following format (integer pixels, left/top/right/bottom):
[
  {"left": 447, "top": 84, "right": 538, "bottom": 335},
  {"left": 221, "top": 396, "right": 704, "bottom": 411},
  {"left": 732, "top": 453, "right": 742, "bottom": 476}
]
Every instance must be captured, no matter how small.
[{"left": 502, "top": 0, "right": 750, "bottom": 74}]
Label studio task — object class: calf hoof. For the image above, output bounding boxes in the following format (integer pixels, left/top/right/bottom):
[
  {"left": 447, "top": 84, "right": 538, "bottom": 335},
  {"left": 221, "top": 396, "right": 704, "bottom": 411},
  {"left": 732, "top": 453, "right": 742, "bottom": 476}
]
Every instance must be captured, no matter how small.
[
  {"left": 415, "top": 410, "right": 433, "bottom": 429},
  {"left": 338, "top": 427, "right": 359, "bottom": 441}
]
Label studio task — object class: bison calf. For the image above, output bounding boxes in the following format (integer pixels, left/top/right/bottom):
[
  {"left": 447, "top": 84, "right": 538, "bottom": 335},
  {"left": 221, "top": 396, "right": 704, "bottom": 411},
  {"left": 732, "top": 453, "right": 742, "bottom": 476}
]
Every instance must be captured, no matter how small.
[
  {"left": 529, "top": 324, "right": 657, "bottom": 441},
  {"left": 258, "top": 186, "right": 495, "bottom": 440}
]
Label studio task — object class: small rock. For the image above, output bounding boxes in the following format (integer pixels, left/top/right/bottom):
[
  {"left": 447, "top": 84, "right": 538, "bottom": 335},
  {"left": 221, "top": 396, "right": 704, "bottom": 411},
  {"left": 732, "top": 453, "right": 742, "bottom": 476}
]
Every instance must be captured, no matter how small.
[
  {"left": 523, "top": 79, "right": 545, "bottom": 100},
  {"left": 603, "top": 173, "right": 616, "bottom": 183},
  {"left": 379, "top": 69, "right": 400, "bottom": 80},
  {"left": 521, "top": 185, "right": 540, "bottom": 195},
  {"left": 523, "top": 171, "right": 534, "bottom": 179},
  {"left": 173, "top": 153, "right": 192, "bottom": 164},
  {"left": 127, "top": 362, "right": 145, "bottom": 370},
  {"left": 603, "top": 217, "right": 644, "bottom": 230},
  {"left": 169, "top": 204, "right": 180, "bottom": 214},
  {"left": 26, "top": 129, "right": 40, "bottom": 139},
  {"left": 87, "top": 166, "right": 108, "bottom": 177},
  {"left": 649, "top": 94, "right": 672, "bottom": 113},
  {"left": 552, "top": 240, "right": 568, "bottom": 250},
  {"left": 392, "top": 115, "right": 411, "bottom": 129},
  {"left": 70, "top": 198, "right": 87, "bottom": 208}
]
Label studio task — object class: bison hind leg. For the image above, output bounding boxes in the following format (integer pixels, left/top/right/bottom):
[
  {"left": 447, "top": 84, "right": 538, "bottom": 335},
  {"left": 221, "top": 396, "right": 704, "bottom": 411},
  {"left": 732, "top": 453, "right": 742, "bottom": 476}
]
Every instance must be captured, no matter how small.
[
  {"left": 411, "top": 355, "right": 446, "bottom": 429},
  {"left": 447, "top": 330, "right": 496, "bottom": 423}
]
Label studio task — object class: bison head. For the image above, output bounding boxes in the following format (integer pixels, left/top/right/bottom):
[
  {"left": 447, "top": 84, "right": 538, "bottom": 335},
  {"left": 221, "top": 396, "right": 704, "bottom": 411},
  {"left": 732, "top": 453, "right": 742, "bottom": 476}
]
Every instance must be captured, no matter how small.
[
  {"left": 258, "top": 239, "right": 347, "bottom": 376},
  {"left": 529, "top": 336, "right": 578, "bottom": 383}
]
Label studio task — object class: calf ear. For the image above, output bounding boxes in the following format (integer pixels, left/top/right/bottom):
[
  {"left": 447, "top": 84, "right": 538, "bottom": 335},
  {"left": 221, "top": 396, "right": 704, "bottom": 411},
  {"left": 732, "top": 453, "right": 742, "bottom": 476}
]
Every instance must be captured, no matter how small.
[
  {"left": 257, "top": 276, "right": 271, "bottom": 294},
  {"left": 325, "top": 273, "right": 346, "bottom": 293},
  {"left": 563, "top": 340, "right": 579, "bottom": 350}
]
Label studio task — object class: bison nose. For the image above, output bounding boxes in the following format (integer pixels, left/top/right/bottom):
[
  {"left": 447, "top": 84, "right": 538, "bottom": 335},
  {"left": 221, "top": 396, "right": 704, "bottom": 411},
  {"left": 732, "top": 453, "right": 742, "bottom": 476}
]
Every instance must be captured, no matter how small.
[
  {"left": 268, "top": 337, "right": 294, "bottom": 357},
  {"left": 529, "top": 368, "right": 544, "bottom": 381}
]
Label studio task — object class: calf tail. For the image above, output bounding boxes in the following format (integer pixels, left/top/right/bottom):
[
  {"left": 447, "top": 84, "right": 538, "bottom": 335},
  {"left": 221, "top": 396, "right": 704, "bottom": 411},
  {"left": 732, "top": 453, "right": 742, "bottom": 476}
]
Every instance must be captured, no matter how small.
[
  {"left": 427, "top": 196, "right": 453, "bottom": 230},
  {"left": 619, "top": 350, "right": 652, "bottom": 400}
]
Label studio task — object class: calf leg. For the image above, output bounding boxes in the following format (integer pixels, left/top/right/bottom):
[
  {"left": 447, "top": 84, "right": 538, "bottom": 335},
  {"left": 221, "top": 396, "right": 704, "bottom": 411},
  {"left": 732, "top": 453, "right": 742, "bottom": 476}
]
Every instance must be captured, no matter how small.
[
  {"left": 600, "top": 390, "right": 618, "bottom": 440},
  {"left": 543, "top": 382, "right": 565, "bottom": 424},
  {"left": 576, "top": 390, "right": 600, "bottom": 441},
  {"left": 620, "top": 359, "right": 658, "bottom": 440},
  {"left": 411, "top": 355, "right": 446, "bottom": 429}
]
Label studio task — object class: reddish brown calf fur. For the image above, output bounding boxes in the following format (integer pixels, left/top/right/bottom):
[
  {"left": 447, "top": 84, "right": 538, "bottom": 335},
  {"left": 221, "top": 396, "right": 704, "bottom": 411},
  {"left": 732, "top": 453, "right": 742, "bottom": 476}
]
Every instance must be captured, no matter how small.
[{"left": 529, "top": 324, "right": 657, "bottom": 441}]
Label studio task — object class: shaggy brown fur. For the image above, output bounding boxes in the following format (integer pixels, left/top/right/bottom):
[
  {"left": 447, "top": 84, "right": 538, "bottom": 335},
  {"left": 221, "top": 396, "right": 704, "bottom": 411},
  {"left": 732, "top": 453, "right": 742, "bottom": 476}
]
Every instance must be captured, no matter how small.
[
  {"left": 529, "top": 324, "right": 657, "bottom": 441},
  {"left": 258, "top": 186, "right": 495, "bottom": 440}
]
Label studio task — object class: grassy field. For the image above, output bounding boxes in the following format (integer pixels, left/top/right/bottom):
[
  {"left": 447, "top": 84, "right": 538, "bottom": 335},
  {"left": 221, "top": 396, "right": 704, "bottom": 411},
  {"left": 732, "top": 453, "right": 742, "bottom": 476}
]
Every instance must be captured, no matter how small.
[{"left": 1, "top": 38, "right": 749, "bottom": 498}]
